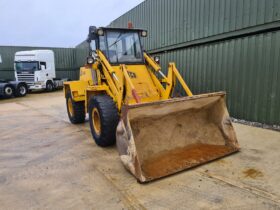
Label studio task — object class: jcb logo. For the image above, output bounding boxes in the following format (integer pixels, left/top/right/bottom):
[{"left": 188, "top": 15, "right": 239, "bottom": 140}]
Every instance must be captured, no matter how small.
[{"left": 127, "top": 71, "right": 136, "bottom": 78}]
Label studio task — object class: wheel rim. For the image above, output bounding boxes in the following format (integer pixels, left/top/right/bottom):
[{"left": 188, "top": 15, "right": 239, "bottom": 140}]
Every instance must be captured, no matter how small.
[
  {"left": 67, "top": 98, "right": 74, "bottom": 117},
  {"left": 92, "top": 108, "right": 101, "bottom": 135},
  {"left": 5, "top": 87, "right": 13, "bottom": 96},
  {"left": 48, "top": 83, "right": 52, "bottom": 90},
  {"left": 19, "top": 86, "right": 26, "bottom": 95}
]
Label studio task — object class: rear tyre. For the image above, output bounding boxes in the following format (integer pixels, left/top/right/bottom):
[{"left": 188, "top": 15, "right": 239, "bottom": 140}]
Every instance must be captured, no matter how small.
[
  {"left": 66, "top": 92, "right": 85, "bottom": 124},
  {"left": 46, "top": 81, "right": 54, "bottom": 92},
  {"left": 89, "top": 95, "right": 119, "bottom": 147},
  {"left": 4, "top": 85, "right": 14, "bottom": 98},
  {"left": 15, "top": 83, "right": 28, "bottom": 97}
]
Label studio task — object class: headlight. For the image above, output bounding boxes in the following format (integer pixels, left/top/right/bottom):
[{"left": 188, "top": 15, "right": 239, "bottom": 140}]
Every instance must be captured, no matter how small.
[
  {"left": 97, "top": 29, "right": 104, "bottom": 36},
  {"left": 141, "top": 30, "right": 147, "bottom": 37},
  {"left": 87, "top": 56, "right": 95, "bottom": 64},
  {"left": 154, "top": 56, "right": 160, "bottom": 64}
]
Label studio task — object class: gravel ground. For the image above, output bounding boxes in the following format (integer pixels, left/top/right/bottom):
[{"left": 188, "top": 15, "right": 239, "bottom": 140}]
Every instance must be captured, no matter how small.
[{"left": 232, "top": 118, "right": 280, "bottom": 131}]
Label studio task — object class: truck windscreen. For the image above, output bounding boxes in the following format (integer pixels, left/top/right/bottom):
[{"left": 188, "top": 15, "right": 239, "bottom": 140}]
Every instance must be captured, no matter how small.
[{"left": 15, "top": 61, "right": 39, "bottom": 71}]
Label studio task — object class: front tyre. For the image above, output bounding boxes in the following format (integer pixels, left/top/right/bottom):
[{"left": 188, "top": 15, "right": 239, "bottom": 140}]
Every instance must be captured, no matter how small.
[
  {"left": 15, "top": 83, "right": 28, "bottom": 97},
  {"left": 46, "top": 81, "right": 54, "bottom": 92},
  {"left": 66, "top": 92, "right": 85, "bottom": 124},
  {"left": 89, "top": 95, "right": 119, "bottom": 147},
  {"left": 4, "top": 85, "right": 14, "bottom": 98}
]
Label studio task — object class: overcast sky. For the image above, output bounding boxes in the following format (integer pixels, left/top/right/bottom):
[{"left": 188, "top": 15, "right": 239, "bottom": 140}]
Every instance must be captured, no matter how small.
[{"left": 0, "top": 0, "right": 144, "bottom": 48}]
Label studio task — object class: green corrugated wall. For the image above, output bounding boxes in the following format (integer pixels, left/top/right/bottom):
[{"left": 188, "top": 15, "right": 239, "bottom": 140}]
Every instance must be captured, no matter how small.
[
  {"left": 156, "top": 31, "right": 280, "bottom": 125},
  {"left": 109, "top": 0, "right": 280, "bottom": 51},
  {"left": 108, "top": 0, "right": 280, "bottom": 125},
  {"left": 75, "top": 43, "right": 90, "bottom": 67}
]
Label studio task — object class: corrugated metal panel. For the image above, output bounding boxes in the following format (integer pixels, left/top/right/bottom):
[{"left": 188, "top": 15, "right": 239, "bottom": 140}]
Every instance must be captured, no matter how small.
[
  {"left": 53, "top": 48, "right": 76, "bottom": 69},
  {"left": 75, "top": 47, "right": 89, "bottom": 67},
  {"left": 55, "top": 70, "right": 79, "bottom": 80},
  {"left": 75, "top": 41, "right": 90, "bottom": 67},
  {"left": 155, "top": 30, "right": 280, "bottom": 125},
  {"left": 0, "top": 46, "right": 79, "bottom": 80},
  {"left": 109, "top": 0, "right": 280, "bottom": 51},
  {"left": 0, "top": 70, "right": 14, "bottom": 80}
]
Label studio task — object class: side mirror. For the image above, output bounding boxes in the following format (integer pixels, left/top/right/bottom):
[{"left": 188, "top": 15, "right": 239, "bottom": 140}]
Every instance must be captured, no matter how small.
[
  {"left": 89, "top": 26, "right": 97, "bottom": 34},
  {"left": 87, "top": 26, "right": 98, "bottom": 42}
]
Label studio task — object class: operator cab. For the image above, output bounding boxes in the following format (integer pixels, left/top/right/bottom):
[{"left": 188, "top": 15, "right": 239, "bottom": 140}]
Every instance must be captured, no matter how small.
[{"left": 87, "top": 26, "right": 147, "bottom": 65}]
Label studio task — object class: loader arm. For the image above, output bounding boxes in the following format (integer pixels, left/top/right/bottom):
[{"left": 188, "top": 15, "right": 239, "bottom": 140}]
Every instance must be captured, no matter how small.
[
  {"left": 96, "top": 50, "right": 124, "bottom": 110},
  {"left": 120, "top": 64, "right": 141, "bottom": 103},
  {"left": 144, "top": 53, "right": 193, "bottom": 99}
]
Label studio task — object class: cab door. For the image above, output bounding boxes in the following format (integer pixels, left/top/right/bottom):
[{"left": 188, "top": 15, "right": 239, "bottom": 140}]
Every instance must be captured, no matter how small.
[{"left": 39, "top": 61, "right": 48, "bottom": 81}]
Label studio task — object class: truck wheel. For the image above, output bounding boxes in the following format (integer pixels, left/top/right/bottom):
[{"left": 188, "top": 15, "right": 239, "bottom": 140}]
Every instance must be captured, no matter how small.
[
  {"left": 4, "top": 85, "right": 14, "bottom": 98},
  {"left": 15, "top": 84, "right": 28, "bottom": 97},
  {"left": 66, "top": 92, "right": 85, "bottom": 124},
  {"left": 89, "top": 95, "right": 119, "bottom": 147},
  {"left": 46, "top": 81, "right": 54, "bottom": 92}
]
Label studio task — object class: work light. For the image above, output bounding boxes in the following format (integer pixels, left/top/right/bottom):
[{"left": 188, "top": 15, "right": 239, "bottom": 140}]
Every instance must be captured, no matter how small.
[
  {"left": 97, "top": 29, "right": 104, "bottom": 36},
  {"left": 87, "top": 56, "right": 94, "bottom": 64},
  {"left": 141, "top": 30, "right": 147, "bottom": 37},
  {"left": 154, "top": 56, "right": 160, "bottom": 64}
]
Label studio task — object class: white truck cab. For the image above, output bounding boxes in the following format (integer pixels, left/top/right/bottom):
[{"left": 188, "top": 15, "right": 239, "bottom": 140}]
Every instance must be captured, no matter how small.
[{"left": 14, "top": 50, "right": 66, "bottom": 91}]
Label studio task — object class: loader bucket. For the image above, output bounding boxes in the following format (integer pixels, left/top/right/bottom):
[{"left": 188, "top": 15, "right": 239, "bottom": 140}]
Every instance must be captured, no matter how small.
[{"left": 116, "top": 92, "right": 239, "bottom": 183}]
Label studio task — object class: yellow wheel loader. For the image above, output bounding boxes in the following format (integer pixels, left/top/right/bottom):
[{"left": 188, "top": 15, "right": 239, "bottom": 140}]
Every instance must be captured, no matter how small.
[{"left": 64, "top": 26, "right": 239, "bottom": 183}]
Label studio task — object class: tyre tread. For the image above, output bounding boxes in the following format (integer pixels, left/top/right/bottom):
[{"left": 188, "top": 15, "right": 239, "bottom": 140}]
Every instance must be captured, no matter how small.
[
  {"left": 89, "top": 95, "right": 119, "bottom": 147},
  {"left": 66, "top": 92, "right": 85, "bottom": 124}
]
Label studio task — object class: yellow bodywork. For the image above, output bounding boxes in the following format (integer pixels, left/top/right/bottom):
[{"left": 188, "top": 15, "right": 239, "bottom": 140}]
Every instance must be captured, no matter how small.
[{"left": 64, "top": 50, "right": 193, "bottom": 112}]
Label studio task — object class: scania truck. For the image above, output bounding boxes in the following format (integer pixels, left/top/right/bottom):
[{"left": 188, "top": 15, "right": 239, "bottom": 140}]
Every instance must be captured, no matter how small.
[{"left": 14, "top": 50, "right": 67, "bottom": 91}]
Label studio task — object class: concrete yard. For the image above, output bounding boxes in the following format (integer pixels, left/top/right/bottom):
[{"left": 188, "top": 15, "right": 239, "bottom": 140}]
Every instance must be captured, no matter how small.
[{"left": 0, "top": 91, "right": 279, "bottom": 210}]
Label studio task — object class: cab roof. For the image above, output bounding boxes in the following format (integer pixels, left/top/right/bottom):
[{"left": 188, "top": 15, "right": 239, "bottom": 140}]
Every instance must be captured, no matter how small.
[{"left": 98, "top": 27, "right": 146, "bottom": 32}]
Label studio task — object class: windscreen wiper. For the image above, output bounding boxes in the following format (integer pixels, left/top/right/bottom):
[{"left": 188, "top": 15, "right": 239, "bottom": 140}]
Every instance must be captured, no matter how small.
[{"left": 108, "top": 33, "right": 123, "bottom": 49}]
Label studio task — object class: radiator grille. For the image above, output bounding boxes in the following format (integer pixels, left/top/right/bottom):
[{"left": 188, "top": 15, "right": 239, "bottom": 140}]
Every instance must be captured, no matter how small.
[{"left": 17, "top": 73, "right": 34, "bottom": 85}]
